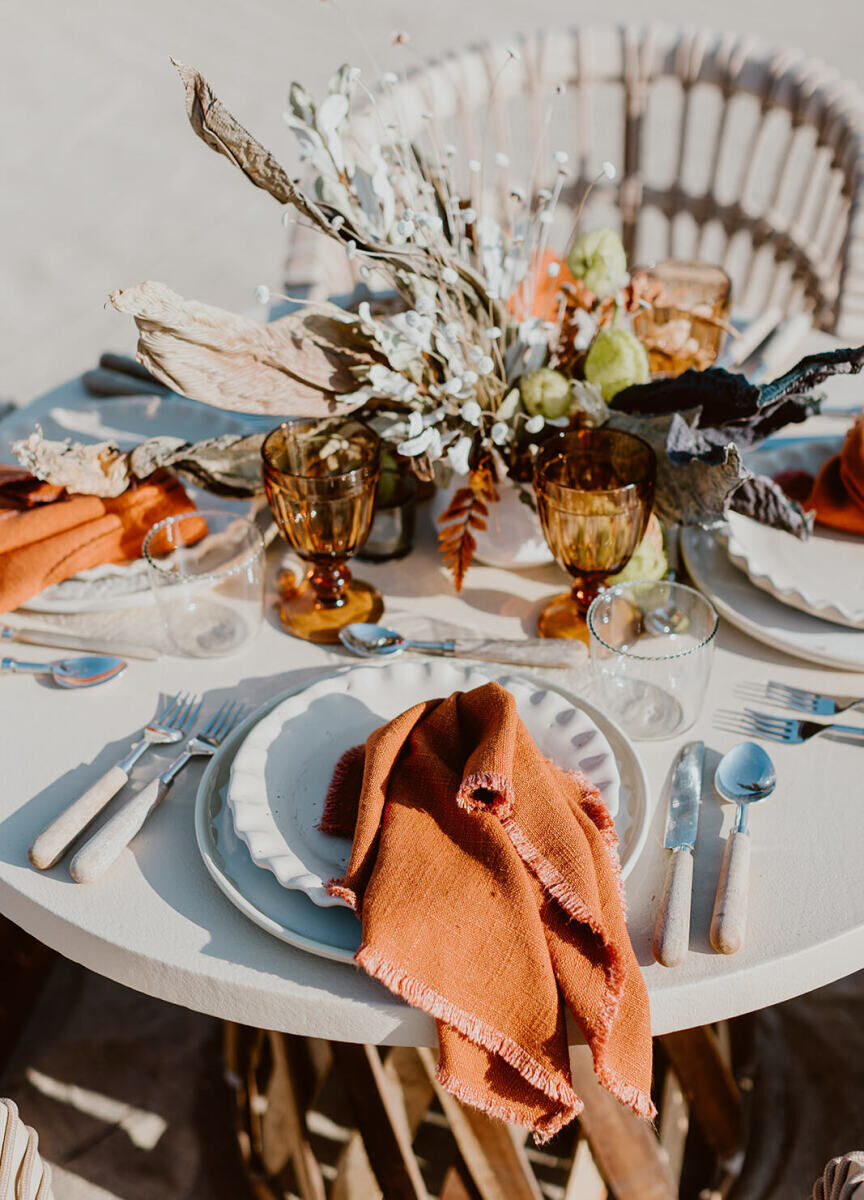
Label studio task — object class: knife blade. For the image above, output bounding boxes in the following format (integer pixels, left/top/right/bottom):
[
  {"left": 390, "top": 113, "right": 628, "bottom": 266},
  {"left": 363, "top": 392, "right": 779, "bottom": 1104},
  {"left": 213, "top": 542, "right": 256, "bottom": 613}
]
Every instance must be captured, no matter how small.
[
  {"left": 652, "top": 740, "right": 705, "bottom": 967},
  {"left": 1, "top": 625, "right": 158, "bottom": 661}
]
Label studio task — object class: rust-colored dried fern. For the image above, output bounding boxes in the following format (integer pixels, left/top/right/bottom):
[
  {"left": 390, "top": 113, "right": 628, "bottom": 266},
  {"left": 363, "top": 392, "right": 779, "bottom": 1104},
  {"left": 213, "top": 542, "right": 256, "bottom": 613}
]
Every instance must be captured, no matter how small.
[{"left": 437, "top": 458, "right": 500, "bottom": 591}]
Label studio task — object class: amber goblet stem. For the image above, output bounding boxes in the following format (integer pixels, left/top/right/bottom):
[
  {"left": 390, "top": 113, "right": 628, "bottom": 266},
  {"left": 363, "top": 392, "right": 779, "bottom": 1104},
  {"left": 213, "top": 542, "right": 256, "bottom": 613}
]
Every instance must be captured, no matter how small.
[{"left": 307, "top": 560, "right": 352, "bottom": 609}]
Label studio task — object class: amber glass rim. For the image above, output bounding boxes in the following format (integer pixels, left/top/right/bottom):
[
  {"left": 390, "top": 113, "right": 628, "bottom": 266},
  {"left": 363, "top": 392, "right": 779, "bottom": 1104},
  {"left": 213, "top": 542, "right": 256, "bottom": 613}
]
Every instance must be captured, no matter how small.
[
  {"left": 533, "top": 428, "right": 656, "bottom": 495},
  {"left": 261, "top": 418, "right": 381, "bottom": 483}
]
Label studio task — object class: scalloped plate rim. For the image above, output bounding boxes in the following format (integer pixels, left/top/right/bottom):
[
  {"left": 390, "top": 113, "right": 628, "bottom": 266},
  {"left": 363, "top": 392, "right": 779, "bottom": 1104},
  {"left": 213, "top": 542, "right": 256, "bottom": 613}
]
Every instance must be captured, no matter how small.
[{"left": 226, "top": 661, "right": 636, "bottom": 907}]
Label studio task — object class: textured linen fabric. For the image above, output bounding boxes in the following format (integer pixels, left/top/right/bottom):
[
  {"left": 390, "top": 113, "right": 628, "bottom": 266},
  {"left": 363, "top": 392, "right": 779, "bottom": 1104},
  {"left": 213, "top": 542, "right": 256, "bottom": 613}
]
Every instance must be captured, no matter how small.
[
  {"left": 0, "top": 470, "right": 197, "bottom": 613},
  {"left": 806, "top": 414, "right": 864, "bottom": 535},
  {"left": 321, "top": 681, "right": 654, "bottom": 1142}
]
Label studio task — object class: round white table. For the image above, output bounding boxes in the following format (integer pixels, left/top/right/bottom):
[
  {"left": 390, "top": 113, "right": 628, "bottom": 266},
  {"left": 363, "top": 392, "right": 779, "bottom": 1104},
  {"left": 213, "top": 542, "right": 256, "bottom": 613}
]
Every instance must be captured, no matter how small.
[{"left": 2, "top": 400, "right": 863, "bottom": 1047}]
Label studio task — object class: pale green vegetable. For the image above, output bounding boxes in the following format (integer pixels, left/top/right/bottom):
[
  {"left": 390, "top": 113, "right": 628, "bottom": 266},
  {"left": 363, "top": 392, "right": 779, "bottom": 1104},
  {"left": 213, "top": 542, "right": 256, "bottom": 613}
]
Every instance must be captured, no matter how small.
[
  {"left": 566, "top": 228, "right": 627, "bottom": 299},
  {"left": 607, "top": 514, "right": 668, "bottom": 584},
  {"left": 584, "top": 329, "right": 650, "bottom": 401},
  {"left": 519, "top": 367, "right": 572, "bottom": 419}
]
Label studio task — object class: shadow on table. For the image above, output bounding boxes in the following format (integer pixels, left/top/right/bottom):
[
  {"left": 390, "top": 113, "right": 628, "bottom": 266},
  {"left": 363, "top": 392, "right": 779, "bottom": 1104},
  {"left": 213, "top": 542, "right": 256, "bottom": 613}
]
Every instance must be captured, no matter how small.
[{"left": 0, "top": 667, "right": 329, "bottom": 884}]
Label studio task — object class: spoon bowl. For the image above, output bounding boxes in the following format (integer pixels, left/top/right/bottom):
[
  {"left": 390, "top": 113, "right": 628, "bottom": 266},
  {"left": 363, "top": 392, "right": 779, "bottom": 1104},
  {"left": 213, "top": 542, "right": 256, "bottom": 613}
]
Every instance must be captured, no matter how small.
[
  {"left": 714, "top": 740, "right": 777, "bottom": 829},
  {"left": 1, "top": 654, "right": 127, "bottom": 688}
]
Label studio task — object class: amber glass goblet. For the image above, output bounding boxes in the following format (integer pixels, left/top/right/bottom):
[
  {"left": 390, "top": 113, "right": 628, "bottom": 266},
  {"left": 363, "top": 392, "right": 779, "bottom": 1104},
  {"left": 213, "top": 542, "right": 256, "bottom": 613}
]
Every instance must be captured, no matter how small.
[
  {"left": 261, "top": 419, "right": 383, "bottom": 642},
  {"left": 533, "top": 429, "right": 656, "bottom": 642},
  {"left": 632, "top": 260, "right": 731, "bottom": 377}
]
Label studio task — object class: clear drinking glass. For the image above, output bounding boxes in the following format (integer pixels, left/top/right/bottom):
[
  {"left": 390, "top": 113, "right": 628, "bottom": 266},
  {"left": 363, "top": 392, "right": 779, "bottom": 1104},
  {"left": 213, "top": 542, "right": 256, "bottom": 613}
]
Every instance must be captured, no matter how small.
[
  {"left": 587, "top": 580, "right": 719, "bottom": 740},
  {"left": 143, "top": 510, "right": 265, "bottom": 657}
]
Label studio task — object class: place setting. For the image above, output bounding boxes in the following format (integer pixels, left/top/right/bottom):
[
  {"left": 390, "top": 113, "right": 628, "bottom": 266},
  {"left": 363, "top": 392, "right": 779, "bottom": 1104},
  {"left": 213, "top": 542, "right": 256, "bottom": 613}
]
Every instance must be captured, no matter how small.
[{"left": 5, "top": 28, "right": 864, "bottom": 1195}]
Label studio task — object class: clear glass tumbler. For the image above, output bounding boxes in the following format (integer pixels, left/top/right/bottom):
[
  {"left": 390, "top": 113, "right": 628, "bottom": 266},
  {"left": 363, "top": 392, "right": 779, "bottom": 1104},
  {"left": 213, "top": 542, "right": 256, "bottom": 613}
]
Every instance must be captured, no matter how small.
[
  {"left": 143, "top": 510, "right": 265, "bottom": 657},
  {"left": 587, "top": 580, "right": 718, "bottom": 740}
]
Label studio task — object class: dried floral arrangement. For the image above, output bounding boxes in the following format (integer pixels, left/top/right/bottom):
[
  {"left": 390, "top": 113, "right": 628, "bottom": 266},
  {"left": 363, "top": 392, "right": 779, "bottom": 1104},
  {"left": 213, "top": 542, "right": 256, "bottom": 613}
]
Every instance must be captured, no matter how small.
[{"left": 18, "top": 52, "right": 864, "bottom": 589}]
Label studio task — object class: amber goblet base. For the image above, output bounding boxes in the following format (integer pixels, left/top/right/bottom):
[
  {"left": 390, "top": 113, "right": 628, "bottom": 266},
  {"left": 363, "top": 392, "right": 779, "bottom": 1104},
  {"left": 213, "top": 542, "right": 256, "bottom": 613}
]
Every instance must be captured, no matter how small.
[
  {"left": 278, "top": 568, "right": 383, "bottom": 644},
  {"left": 537, "top": 579, "right": 603, "bottom": 643}
]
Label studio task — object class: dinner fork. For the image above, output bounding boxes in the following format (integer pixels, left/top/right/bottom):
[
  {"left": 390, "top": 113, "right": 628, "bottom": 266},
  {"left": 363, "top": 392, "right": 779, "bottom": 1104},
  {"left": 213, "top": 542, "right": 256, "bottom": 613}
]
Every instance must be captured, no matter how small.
[
  {"left": 722, "top": 708, "right": 864, "bottom": 745},
  {"left": 69, "top": 700, "right": 248, "bottom": 884},
  {"left": 28, "top": 692, "right": 200, "bottom": 870},
  {"left": 765, "top": 680, "right": 864, "bottom": 717}
]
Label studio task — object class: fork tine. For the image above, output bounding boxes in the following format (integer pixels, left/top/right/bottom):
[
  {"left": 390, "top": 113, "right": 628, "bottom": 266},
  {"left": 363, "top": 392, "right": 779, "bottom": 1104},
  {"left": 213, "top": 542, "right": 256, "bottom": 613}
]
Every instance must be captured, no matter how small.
[
  {"left": 211, "top": 701, "right": 243, "bottom": 742},
  {"left": 767, "top": 681, "right": 816, "bottom": 706},
  {"left": 175, "top": 694, "right": 200, "bottom": 731},
  {"left": 156, "top": 691, "right": 183, "bottom": 723},
  {"left": 224, "top": 705, "right": 249, "bottom": 736},
  {"left": 744, "top": 708, "right": 791, "bottom": 730},
  {"left": 199, "top": 700, "right": 232, "bottom": 739}
]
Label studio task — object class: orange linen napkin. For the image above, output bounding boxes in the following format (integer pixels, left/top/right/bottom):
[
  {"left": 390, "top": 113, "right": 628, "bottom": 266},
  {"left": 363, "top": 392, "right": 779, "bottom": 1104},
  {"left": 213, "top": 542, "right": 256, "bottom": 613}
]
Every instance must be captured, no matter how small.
[
  {"left": 0, "top": 470, "right": 198, "bottom": 613},
  {"left": 321, "top": 681, "right": 654, "bottom": 1142},
  {"left": 805, "top": 415, "right": 864, "bottom": 535}
]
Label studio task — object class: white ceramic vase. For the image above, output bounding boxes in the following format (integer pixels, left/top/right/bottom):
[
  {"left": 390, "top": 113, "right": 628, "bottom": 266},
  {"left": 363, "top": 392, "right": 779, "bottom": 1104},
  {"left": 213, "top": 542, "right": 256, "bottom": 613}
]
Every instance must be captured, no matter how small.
[{"left": 431, "top": 475, "right": 554, "bottom": 569}]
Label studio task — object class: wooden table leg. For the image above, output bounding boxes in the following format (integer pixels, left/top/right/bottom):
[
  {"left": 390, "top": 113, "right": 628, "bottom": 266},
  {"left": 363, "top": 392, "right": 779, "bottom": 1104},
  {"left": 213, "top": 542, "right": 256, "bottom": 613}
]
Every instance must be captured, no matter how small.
[
  {"left": 568, "top": 1044, "right": 677, "bottom": 1200},
  {"left": 660, "top": 1025, "right": 743, "bottom": 1161}
]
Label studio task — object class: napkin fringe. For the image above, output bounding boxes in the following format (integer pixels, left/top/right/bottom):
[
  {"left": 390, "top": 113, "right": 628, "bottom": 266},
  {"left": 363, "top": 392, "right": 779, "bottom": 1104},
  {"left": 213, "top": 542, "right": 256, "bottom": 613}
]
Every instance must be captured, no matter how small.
[
  {"left": 320, "top": 745, "right": 365, "bottom": 835},
  {"left": 354, "top": 942, "right": 583, "bottom": 1142},
  {"left": 456, "top": 771, "right": 513, "bottom": 815}
]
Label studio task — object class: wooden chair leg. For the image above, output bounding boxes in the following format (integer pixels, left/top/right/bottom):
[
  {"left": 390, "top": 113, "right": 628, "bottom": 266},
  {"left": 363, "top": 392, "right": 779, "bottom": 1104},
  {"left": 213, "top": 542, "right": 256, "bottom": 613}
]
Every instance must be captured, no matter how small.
[
  {"left": 568, "top": 1043, "right": 677, "bottom": 1200},
  {"left": 416, "top": 1047, "right": 543, "bottom": 1200},
  {"left": 660, "top": 1025, "right": 743, "bottom": 1161},
  {"left": 332, "top": 1046, "right": 436, "bottom": 1200},
  {"left": 329, "top": 1041, "right": 430, "bottom": 1200},
  {"left": 564, "top": 1134, "right": 608, "bottom": 1200}
]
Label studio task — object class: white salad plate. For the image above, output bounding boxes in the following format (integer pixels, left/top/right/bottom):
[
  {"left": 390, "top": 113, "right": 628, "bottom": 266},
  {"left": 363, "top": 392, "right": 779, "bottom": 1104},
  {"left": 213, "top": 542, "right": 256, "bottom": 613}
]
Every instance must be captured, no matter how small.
[
  {"left": 725, "top": 438, "right": 864, "bottom": 630},
  {"left": 197, "top": 666, "right": 651, "bottom": 964},
  {"left": 682, "top": 524, "right": 864, "bottom": 671},
  {"left": 227, "top": 661, "right": 628, "bottom": 909}
]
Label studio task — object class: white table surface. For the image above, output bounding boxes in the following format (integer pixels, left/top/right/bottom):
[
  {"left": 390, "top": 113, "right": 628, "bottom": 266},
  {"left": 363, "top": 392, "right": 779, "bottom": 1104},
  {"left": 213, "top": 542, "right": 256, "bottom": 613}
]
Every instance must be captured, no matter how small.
[{"left": 2, "top": 363, "right": 863, "bottom": 1047}]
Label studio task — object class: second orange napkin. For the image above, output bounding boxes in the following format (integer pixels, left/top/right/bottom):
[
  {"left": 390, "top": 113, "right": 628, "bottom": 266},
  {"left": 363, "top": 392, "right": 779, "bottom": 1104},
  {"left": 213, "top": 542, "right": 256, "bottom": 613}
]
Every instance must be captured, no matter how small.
[
  {"left": 0, "top": 470, "right": 198, "bottom": 613},
  {"left": 805, "top": 414, "right": 864, "bottom": 536},
  {"left": 321, "top": 681, "right": 654, "bottom": 1142}
]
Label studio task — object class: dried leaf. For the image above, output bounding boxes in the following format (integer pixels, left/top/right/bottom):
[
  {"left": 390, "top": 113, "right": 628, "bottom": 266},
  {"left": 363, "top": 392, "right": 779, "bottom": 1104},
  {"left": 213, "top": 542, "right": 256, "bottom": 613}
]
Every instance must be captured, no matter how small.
[
  {"left": 109, "top": 282, "right": 377, "bottom": 416},
  {"left": 14, "top": 429, "right": 266, "bottom": 499},
  {"left": 171, "top": 59, "right": 332, "bottom": 235},
  {"left": 437, "top": 459, "right": 499, "bottom": 589}
]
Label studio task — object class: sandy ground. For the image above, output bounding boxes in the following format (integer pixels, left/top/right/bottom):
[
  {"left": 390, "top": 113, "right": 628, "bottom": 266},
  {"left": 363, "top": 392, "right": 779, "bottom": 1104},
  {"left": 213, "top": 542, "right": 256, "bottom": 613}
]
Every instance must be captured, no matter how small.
[
  {"left": 2, "top": 4, "right": 864, "bottom": 1197},
  {"left": 2, "top": 0, "right": 863, "bottom": 406}
]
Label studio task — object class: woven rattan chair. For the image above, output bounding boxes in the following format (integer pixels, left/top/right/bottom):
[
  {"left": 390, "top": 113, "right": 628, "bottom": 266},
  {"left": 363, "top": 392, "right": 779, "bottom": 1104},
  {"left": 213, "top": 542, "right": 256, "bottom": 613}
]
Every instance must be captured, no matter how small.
[
  {"left": 0, "top": 1101, "right": 52, "bottom": 1200},
  {"left": 287, "top": 25, "right": 864, "bottom": 339}
]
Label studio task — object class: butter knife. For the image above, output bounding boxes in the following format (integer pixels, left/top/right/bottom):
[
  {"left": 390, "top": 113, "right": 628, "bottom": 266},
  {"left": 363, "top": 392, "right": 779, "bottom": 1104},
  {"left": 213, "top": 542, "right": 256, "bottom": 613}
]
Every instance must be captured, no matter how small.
[
  {"left": 652, "top": 741, "right": 705, "bottom": 967},
  {"left": 1, "top": 626, "right": 157, "bottom": 661}
]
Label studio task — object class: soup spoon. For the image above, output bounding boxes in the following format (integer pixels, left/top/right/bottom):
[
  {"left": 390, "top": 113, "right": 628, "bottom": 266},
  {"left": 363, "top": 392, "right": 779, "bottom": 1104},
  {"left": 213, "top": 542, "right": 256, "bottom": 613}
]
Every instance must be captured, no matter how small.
[
  {"left": 339, "top": 622, "right": 586, "bottom": 668},
  {"left": 710, "top": 741, "right": 776, "bottom": 954},
  {"left": 0, "top": 654, "right": 127, "bottom": 688}
]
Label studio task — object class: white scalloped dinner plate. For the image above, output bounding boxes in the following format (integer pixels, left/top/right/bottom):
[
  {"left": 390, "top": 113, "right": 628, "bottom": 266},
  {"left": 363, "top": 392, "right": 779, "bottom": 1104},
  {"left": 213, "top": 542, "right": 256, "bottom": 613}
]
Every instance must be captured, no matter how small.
[
  {"left": 725, "top": 438, "right": 864, "bottom": 630},
  {"left": 682, "top": 525, "right": 864, "bottom": 671},
  {"left": 227, "top": 661, "right": 645, "bottom": 910},
  {"left": 196, "top": 669, "right": 650, "bottom": 964}
]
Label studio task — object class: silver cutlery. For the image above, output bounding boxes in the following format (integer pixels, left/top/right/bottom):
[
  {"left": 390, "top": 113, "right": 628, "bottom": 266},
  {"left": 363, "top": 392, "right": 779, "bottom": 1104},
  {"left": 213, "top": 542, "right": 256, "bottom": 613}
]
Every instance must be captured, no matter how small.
[
  {"left": 2, "top": 625, "right": 158, "bottom": 662},
  {"left": 339, "top": 622, "right": 587, "bottom": 669},
  {"left": 710, "top": 742, "right": 776, "bottom": 955},
  {"left": 652, "top": 741, "right": 704, "bottom": 968},
  {"left": 69, "top": 700, "right": 248, "bottom": 883},
  {"left": 28, "top": 692, "right": 199, "bottom": 870},
  {"left": 0, "top": 654, "right": 126, "bottom": 688},
  {"left": 723, "top": 709, "right": 864, "bottom": 745},
  {"left": 765, "top": 680, "right": 864, "bottom": 717}
]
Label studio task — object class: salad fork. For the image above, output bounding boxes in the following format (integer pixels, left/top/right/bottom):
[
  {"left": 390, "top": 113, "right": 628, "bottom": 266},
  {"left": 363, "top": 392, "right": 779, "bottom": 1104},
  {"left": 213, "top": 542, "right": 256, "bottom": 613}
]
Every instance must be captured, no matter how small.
[
  {"left": 766, "top": 680, "right": 864, "bottom": 717},
  {"left": 722, "top": 708, "right": 864, "bottom": 745},
  {"left": 69, "top": 700, "right": 248, "bottom": 883},
  {"left": 29, "top": 692, "right": 199, "bottom": 869}
]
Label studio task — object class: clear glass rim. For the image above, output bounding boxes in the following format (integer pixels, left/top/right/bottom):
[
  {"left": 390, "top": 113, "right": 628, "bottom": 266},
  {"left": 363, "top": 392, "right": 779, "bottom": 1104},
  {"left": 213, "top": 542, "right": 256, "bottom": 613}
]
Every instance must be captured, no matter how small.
[
  {"left": 142, "top": 509, "right": 264, "bottom": 585},
  {"left": 261, "top": 419, "right": 380, "bottom": 483},
  {"left": 587, "top": 580, "right": 719, "bottom": 661}
]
